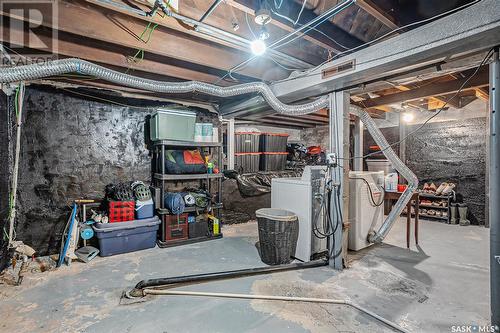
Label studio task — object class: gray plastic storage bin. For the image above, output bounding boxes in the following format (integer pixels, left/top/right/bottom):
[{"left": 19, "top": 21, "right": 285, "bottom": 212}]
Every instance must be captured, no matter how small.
[
  {"left": 93, "top": 217, "right": 161, "bottom": 256},
  {"left": 150, "top": 109, "right": 196, "bottom": 141},
  {"left": 260, "top": 152, "right": 287, "bottom": 171},
  {"left": 235, "top": 152, "right": 261, "bottom": 173},
  {"left": 235, "top": 132, "right": 261, "bottom": 153},
  {"left": 260, "top": 133, "right": 289, "bottom": 152}
]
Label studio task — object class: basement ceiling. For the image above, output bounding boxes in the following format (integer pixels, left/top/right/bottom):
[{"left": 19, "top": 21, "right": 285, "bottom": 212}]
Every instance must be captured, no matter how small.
[{"left": 0, "top": 0, "right": 484, "bottom": 127}]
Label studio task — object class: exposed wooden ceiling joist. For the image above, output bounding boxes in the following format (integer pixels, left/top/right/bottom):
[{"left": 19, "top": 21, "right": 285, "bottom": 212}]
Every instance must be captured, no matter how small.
[
  {"left": 228, "top": 0, "right": 364, "bottom": 53},
  {"left": 0, "top": 0, "right": 289, "bottom": 82},
  {"left": 356, "top": 0, "right": 399, "bottom": 30},
  {"left": 0, "top": 24, "right": 234, "bottom": 85},
  {"left": 358, "top": 68, "right": 489, "bottom": 109}
]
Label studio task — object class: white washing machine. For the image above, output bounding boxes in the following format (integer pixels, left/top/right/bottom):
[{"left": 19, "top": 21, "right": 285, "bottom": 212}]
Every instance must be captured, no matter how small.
[
  {"left": 348, "top": 171, "right": 385, "bottom": 251},
  {"left": 271, "top": 166, "right": 328, "bottom": 262}
]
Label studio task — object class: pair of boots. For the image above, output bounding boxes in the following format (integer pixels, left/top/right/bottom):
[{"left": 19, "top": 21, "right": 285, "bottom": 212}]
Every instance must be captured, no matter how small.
[{"left": 450, "top": 203, "right": 470, "bottom": 226}]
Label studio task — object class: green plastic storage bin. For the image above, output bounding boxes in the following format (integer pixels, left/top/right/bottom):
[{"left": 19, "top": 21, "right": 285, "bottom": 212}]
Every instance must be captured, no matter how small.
[{"left": 150, "top": 109, "right": 196, "bottom": 141}]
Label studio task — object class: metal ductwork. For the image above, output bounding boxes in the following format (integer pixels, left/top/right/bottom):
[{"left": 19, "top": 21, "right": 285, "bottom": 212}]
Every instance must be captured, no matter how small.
[
  {"left": 350, "top": 105, "right": 419, "bottom": 243},
  {"left": 0, "top": 58, "right": 328, "bottom": 115}
]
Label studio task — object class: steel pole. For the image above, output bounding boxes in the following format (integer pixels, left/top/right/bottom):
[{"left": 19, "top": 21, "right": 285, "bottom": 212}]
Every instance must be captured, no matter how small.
[{"left": 490, "top": 47, "right": 500, "bottom": 331}]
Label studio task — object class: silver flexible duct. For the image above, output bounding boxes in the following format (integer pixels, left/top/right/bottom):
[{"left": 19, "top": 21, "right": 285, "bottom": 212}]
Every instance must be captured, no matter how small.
[
  {"left": 0, "top": 59, "right": 329, "bottom": 115},
  {"left": 351, "top": 106, "right": 419, "bottom": 243}
]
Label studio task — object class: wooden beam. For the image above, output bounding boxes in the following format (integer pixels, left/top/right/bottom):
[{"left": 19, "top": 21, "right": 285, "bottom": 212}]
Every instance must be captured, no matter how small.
[
  {"left": 356, "top": 0, "right": 399, "bottom": 30},
  {"left": 257, "top": 119, "right": 315, "bottom": 128},
  {"left": 0, "top": 23, "right": 235, "bottom": 85},
  {"left": 359, "top": 69, "right": 489, "bottom": 109},
  {"left": 264, "top": 115, "right": 328, "bottom": 125},
  {"left": 427, "top": 96, "right": 447, "bottom": 110},
  {"left": 476, "top": 87, "right": 490, "bottom": 101},
  {"left": 225, "top": 0, "right": 335, "bottom": 52},
  {"left": 228, "top": 0, "right": 364, "bottom": 52},
  {"left": 0, "top": 0, "right": 288, "bottom": 81}
]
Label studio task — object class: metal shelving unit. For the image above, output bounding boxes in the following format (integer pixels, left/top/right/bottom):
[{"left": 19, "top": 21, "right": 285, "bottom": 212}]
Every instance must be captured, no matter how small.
[{"left": 151, "top": 138, "right": 224, "bottom": 248}]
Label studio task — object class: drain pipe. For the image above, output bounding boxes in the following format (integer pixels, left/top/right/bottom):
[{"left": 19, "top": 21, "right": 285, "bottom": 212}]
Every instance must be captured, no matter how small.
[
  {"left": 129, "top": 259, "right": 328, "bottom": 296},
  {"left": 140, "top": 289, "right": 410, "bottom": 333},
  {"left": 198, "top": 0, "right": 224, "bottom": 23}
]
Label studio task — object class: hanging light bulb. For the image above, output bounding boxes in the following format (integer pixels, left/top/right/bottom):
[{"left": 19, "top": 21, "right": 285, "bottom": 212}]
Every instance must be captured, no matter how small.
[
  {"left": 402, "top": 112, "right": 414, "bottom": 123},
  {"left": 250, "top": 39, "right": 267, "bottom": 56}
]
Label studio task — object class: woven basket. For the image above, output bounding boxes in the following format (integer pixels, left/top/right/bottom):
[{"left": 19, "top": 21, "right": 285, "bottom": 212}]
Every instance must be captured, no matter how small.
[{"left": 256, "top": 208, "right": 299, "bottom": 265}]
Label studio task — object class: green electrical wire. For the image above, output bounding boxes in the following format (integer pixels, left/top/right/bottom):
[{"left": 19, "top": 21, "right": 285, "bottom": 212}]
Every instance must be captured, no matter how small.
[{"left": 127, "top": 0, "right": 170, "bottom": 70}]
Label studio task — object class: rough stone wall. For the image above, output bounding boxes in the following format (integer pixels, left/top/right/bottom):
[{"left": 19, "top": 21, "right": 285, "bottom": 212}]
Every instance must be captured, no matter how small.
[
  {"left": 4, "top": 87, "right": 216, "bottom": 256},
  {"left": 406, "top": 117, "right": 487, "bottom": 225},
  {"left": 14, "top": 88, "right": 151, "bottom": 255},
  {"left": 222, "top": 179, "right": 270, "bottom": 224},
  {"left": 299, "top": 118, "right": 487, "bottom": 225},
  {"left": 301, "top": 126, "right": 329, "bottom": 151}
]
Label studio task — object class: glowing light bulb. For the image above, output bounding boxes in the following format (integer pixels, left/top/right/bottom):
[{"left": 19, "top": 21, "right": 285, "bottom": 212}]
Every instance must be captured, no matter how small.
[
  {"left": 250, "top": 39, "right": 267, "bottom": 56},
  {"left": 402, "top": 112, "right": 414, "bottom": 123}
]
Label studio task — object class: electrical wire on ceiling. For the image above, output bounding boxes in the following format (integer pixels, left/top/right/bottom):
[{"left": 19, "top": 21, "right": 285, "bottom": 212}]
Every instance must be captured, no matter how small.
[
  {"left": 216, "top": 0, "right": 355, "bottom": 84},
  {"left": 269, "top": 4, "right": 350, "bottom": 51},
  {"left": 276, "top": 0, "right": 483, "bottom": 82},
  {"left": 294, "top": 0, "right": 308, "bottom": 25},
  {"left": 344, "top": 47, "right": 494, "bottom": 161},
  {"left": 223, "top": 0, "right": 483, "bottom": 82}
]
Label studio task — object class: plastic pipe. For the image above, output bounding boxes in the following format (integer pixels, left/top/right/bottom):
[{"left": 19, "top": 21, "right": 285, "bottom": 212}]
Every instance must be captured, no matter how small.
[
  {"left": 132, "top": 259, "right": 328, "bottom": 291},
  {"left": 141, "top": 289, "right": 410, "bottom": 333},
  {"left": 0, "top": 59, "right": 328, "bottom": 115},
  {"left": 351, "top": 106, "right": 419, "bottom": 243}
]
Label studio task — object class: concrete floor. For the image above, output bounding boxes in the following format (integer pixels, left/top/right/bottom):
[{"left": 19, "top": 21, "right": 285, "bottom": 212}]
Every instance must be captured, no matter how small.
[{"left": 0, "top": 217, "right": 489, "bottom": 333}]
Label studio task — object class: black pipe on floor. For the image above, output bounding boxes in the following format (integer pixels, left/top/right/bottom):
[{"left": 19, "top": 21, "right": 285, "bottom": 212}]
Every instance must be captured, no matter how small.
[{"left": 129, "top": 259, "right": 328, "bottom": 297}]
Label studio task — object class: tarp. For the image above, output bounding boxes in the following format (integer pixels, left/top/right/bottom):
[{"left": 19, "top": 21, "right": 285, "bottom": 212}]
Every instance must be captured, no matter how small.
[{"left": 224, "top": 169, "right": 302, "bottom": 197}]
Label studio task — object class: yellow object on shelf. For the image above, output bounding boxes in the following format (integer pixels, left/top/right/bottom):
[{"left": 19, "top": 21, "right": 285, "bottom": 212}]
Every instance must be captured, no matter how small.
[{"left": 208, "top": 214, "right": 220, "bottom": 235}]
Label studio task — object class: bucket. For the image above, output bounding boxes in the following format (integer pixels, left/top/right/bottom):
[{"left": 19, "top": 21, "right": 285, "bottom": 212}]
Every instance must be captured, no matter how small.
[{"left": 255, "top": 208, "right": 299, "bottom": 265}]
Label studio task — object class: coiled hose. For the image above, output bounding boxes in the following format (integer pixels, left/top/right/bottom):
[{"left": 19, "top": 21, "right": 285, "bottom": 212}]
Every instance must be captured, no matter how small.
[
  {"left": 351, "top": 106, "right": 419, "bottom": 243},
  {"left": 0, "top": 59, "right": 329, "bottom": 115}
]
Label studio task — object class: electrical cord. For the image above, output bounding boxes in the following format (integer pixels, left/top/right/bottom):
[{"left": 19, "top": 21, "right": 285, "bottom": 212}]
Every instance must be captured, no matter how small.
[
  {"left": 340, "top": 47, "right": 495, "bottom": 162},
  {"left": 350, "top": 177, "right": 385, "bottom": 207},
  {"left": 278, "top": 0, "right": 483, "bottom": 82}
]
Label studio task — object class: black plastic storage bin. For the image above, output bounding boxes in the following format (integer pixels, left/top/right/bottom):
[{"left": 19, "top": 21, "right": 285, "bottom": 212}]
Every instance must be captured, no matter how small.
[
  {"left": 188, "top": 221, "right": 209, "bottom": 239},
  {"left": 235, "top": 152, "right": 261, "bottom": 173},
  {"left": 255, "top": 208, "right": 298, "bottom": 265},
  {"left": 235, "top": 132, "right": 261, "bottom": 153},
  {"left": 93, "top": 216, "right": 161, "bottom": 256},
  {"left": 260, "top": 152, "right": 287, "bottom": 171},
  {"left": 260, "top": 133, "right": 289, "bottom": 152}
]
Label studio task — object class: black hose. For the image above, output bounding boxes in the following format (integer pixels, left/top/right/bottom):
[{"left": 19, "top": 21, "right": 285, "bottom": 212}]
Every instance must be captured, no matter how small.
[{"left": 134, "top": 259, "right": 328, "bottom": 290}]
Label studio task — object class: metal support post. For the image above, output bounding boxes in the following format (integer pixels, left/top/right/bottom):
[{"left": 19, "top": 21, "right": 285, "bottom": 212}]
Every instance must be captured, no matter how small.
[
  {"left": 399, "top": 113, "right": 407, "bottom": 177},
  {"left": 226, "top": 118, "right": 235, "bottom": 170},
  {"left": 329, "top": 91, "right": 350, "bottom": 269},
  {"left": 353, "top": 116, "right": 363, "bottom": 171},
  {"left": 489, "top": 47, "right": 500, "bottom": 331}
]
